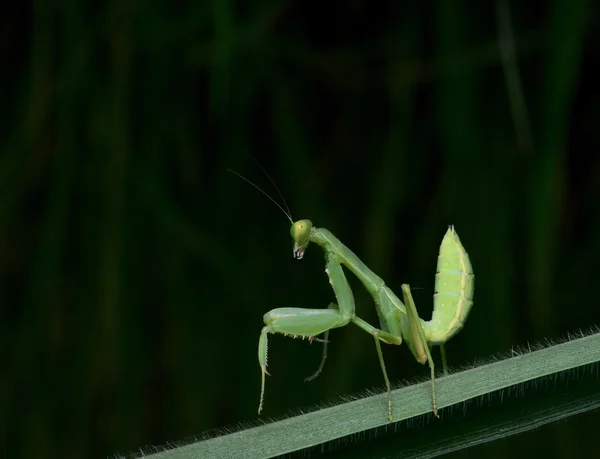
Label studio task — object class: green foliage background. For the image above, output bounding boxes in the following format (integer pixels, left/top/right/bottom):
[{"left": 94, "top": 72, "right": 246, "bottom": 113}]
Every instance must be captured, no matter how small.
[{"left": 2, "top": 1, "right": 599, "bottom": 458}]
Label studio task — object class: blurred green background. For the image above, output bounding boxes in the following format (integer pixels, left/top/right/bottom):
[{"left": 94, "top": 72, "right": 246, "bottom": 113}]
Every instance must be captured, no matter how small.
[{"left": 2, "top": 1, "right": 600, "bottom": 458}]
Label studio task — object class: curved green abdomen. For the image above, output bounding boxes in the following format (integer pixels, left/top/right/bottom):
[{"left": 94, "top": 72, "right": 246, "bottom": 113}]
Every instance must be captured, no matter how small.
[{"left": 426, "top": 226, "right": 474, "bottom": 344}]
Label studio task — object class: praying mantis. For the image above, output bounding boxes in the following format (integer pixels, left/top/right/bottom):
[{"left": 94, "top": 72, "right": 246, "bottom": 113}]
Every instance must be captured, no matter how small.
[{"left": 231, "top": 168, "right": 474, "bottom": 422}]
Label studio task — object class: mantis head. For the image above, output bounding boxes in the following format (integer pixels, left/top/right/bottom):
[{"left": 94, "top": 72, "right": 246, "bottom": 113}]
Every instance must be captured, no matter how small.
[{"left": 291, "top": 219, "right": 313, "bottom": 259}]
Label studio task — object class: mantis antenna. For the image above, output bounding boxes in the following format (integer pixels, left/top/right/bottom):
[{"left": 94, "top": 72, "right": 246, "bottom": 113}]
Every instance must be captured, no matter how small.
[{"left": 227, "top": 160, "right": 293, "bottom": 224}]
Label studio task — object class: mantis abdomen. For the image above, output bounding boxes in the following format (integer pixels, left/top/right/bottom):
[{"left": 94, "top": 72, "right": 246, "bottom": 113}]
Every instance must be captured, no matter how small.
[{"left": 425, "top": 226, "right": 474, "bottom": 344}]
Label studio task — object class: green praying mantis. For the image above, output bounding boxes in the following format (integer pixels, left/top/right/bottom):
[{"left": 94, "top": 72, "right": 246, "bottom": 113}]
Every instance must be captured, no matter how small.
[{"left": 231, "top": 168, "right": 474, "bottom": 422}]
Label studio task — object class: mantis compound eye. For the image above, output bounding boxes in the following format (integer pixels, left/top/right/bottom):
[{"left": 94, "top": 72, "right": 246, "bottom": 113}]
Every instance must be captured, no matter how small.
[{"left": 291, "top": 219, "right": 312, "bottom": 259}]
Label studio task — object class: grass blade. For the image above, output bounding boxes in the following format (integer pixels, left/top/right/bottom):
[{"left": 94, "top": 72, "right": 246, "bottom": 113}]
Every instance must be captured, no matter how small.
[{"left": 130, "top": 330, "right": 600, "bottom": 459}]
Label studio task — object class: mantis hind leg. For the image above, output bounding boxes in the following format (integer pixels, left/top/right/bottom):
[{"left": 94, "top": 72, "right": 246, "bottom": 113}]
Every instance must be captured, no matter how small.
[
  {"left": 440, "top": 344, "right": 448, "bottom": 375},
  {"left": 401, "top": 284, "right": 439, "bottom": 417}
]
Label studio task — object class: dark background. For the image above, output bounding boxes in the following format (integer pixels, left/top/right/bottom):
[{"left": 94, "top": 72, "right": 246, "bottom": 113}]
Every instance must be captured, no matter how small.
[{"left": 2, "top": 1, "right": 600, "bottom": 458}]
